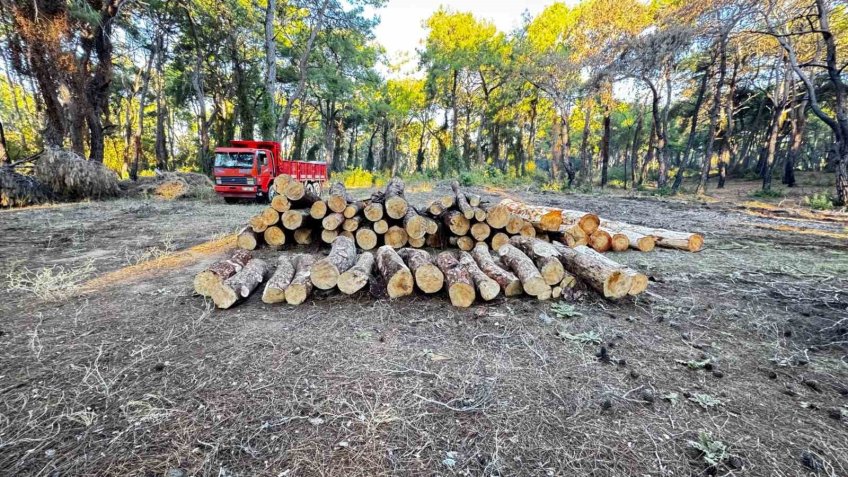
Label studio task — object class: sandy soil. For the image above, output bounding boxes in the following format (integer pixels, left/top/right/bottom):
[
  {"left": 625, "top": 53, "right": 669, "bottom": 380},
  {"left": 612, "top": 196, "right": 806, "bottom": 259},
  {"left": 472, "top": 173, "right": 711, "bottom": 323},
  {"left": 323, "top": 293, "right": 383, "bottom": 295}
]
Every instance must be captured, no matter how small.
[{"left": 0, "top": 185, "right": 846, "bottom": 477}]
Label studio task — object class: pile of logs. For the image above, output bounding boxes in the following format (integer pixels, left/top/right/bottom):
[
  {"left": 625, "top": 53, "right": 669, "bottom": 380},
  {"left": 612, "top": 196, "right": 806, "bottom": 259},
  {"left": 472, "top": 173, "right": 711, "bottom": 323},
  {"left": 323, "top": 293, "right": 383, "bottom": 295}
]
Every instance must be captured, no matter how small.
[{"left": 195, "top": 176, "right": 704, "bottom": 309}]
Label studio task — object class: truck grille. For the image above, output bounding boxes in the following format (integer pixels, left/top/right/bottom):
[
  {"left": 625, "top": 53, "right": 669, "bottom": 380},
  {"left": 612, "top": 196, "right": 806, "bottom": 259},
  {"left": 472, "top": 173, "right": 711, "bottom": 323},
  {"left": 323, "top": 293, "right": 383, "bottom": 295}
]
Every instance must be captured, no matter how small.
[{"left": 220, "top": 177, "right": 248, "bottom": 185}]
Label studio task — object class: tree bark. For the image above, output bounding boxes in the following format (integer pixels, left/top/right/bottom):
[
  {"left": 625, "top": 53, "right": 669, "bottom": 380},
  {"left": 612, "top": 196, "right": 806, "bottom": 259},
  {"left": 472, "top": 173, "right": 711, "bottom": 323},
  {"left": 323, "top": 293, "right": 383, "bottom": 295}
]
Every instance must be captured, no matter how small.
[
  {"left": 262, "top": 254, "right": 296, "bottom": 303},
  {"left": 338, "top": 252, "right": 375, "bottom": 295},
  {"left": 194, "top": 249, "right": 253, "bottom": 297},
  {"left": 285, "top": 254, "right": 317, "bottom": 305},
  {"left": 398, "top": 248, "right": 444, "bottom": 293},
  {"left": 212, "top": 258, "right": 271, "bottom": 309},
  {"left": 376, "top": 245, "right": 414, "bottom": 298},
  {"left": 435, "top": 251, "right": 475, "bottom": 307},
  {"left": 497, "top": 244, "right": 549, "bottom": 297}
]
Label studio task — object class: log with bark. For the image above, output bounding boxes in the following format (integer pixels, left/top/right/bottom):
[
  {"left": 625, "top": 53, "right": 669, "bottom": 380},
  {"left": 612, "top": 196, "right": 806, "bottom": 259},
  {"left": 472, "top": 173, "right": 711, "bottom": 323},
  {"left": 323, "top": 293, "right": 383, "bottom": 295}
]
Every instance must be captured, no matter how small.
[
  {"left": 343, "top": 201, "right": 364, "bottom": 218},
  {"left": 499, "top": 198, "right": 562, "bottom": 232},
  {"left": 383, "top": 177, "right": 408, "bottom": 219},
  {"left": 443, "top": 210, "right": 471, "bottom": 236},
  {"left": 211, "top": 258, "right": 271, "bottom": 309},
  {"left": 311, "top": 235, "right": 357, "bottom": 290},
  {"left": 263, "top": 225, "right": 286, "bottom": 247},
  {"left": 271, "top": 195, "right": 291, "bottom": 213},
  {"left": 497, "top": 244, "right": 550, "bottom": 297},
  {"left": 282, "top": 209, "right": 311, "bottom": 230},
  {"left": 310, "top": 200, "right": 328, "bottom": 219},
  {"left": 458, "top": 251, "right": 500, "bottom": 301},
  {"left": 398, "top": 248, "right": 444, "bottom": 293},
  {"left": 262, "top": 254, "right": 296, "bottom": 303},
  {"left": 588, "top": 229, "right": 612, "bottom": 253},
  {"left": 550, "top": 241, "right": 632, "bottom": 299},
  {"left": 355, "top": 226, "right": 378, "bottom": 250},
  {"left": 471, "top": 243, "right": 522, "bottom": 296},
  {"left": 322, "top": 212, "right": 345, "bottom": 231},
  {"left": 451, "top": 181, "right": 474, "bottom": 219},
  {"left": 508, "top": 236, "right": 565, "bottom": 286},
  {"left": 194, "top": 249, "right": 253, "bottom": 297},
  {"left": 285, "top": 254, "right": 317, "bottom": 305},
  {"left": 338, "top": 251, "right": 375, "bottom": 295},
  {"left": 328, "top": 182, "right": 353, "bottom": 213},
  {"left": 237, "top": 228, "right": 260, "bottom": 250},
  {"left": 599, "top": 219, "right": 703, "bottom": 252},
  {"left": 375, "top": 245, "right": 414, "bottom": 298},
  {"left": 384, "top": 225, "right": 409, "bottom": 249},
  {"left": 403, "top": 207, "right": 429, "bottom": 239},
  {"left": 434, "top": 251, "right": 476, "bottom": 307}
]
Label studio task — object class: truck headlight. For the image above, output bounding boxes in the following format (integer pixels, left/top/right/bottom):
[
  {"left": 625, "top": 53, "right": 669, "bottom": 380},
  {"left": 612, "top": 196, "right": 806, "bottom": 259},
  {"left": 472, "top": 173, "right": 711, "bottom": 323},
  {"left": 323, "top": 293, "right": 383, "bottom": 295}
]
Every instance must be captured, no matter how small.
[
  {"left": 215, "top": 177, "right": 221, "bottom": 185},
  {"left": 246, "top": 178, "right": 255, "bottom": 186}
]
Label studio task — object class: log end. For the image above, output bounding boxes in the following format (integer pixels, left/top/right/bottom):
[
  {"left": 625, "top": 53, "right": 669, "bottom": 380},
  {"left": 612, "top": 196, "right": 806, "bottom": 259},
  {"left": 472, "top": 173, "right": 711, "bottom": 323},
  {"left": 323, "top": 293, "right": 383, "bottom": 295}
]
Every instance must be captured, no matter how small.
[
  {"left": 355, "top": 228, "right": 378, "bottom": 250},
  {"left": 284, "top": 284, "right": 309, "bottom": 305},
  {"left": 310, "top": 200, "right": 328, "bottom": 219},
  {"left": 540, "top": 259, "right": 565, "bottom": 286},
  {"left": 579, "top": 213, "right": 600, "bottom": 235},
  {"left": 261, "top": 287, "right": 286, "bottom": 304},
  {"left": 522, "top": 276, "right": 550, "bottom": 297},
  {"left": 237, "top": 232, "right": 258, "bottom": 251},
  {"left": 637, "top": 236, "right": 656, "bottom": 252},
  {"left": 385, "top": 196, "right": 408, "bottom": 219},
  {"left": 210, "top": 286, "right": 238, "bottom": 309},
  {"left": 386, "top": 269, "right": 414, "bottom": 298},
  {"left": 627, "top": 272, "right": 649, "bottom": 295},
  {"left": 610, "top": 233, "right": 629, "bottom": 252},
  {"left": 604, "top": 271, "right": 633, "bottom": 300},
  {"left": 448, "top": 282, "right": 476, "bottom": 308},
  {"left": 193, "top": 271, "right": 220, "bottom": 297},
  {"left": 338, "top": 270, "right": 369, "bottom": 295},
  {"left": 479, "top": 279, "right": 500, "bottom": 301},
  {"left": 689, "top": 234, "right": 705, "bottom": 252},
  {"left": 263, "top": 226, "right": 286, "bottom": 246},
  {"left": 311, "top": 260, "right": 341, "bottom": 290},
  {"left": 328, "top": 195, "right": 347, "bottom": 213},
  {"left": 414, "top": 264, "right": 444, "bottom": 294}
]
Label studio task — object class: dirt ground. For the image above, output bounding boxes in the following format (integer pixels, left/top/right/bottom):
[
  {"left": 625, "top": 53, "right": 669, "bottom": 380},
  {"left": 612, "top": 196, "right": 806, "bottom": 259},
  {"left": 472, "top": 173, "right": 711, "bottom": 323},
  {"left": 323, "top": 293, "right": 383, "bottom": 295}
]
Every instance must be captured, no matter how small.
[{"left": 1, "top": 182, "right": 846, "bottom": 477}]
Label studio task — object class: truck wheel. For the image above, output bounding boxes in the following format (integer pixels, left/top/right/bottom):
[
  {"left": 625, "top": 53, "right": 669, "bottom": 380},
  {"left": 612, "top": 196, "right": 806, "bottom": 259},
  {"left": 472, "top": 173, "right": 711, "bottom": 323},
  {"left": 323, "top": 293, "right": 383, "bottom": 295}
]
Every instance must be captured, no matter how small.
[{"left": 224, "top": 197, "right": 240, "bottom": 204}]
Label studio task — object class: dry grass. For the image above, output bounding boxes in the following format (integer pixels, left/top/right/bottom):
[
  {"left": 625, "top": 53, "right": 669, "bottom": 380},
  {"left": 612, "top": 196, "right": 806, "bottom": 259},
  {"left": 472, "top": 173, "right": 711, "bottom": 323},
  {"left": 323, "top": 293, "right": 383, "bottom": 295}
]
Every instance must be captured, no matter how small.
[{"left": 5, "top": 260, "right": 95, "bottom": 300}]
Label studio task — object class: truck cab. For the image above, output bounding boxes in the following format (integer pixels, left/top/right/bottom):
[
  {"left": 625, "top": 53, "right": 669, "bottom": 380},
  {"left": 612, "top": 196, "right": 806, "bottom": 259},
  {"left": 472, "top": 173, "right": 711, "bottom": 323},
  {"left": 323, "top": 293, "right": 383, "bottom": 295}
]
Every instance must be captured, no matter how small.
[{"left": 212, "top": 140, "right": 327, "bottom": 202}]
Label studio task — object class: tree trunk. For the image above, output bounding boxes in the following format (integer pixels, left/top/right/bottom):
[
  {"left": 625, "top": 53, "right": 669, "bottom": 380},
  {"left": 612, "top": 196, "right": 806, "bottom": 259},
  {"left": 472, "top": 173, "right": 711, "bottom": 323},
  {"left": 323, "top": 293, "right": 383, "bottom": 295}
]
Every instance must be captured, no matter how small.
[
  {"left": 434, "top": 251, "right": 476, "bottom": 307},
  {"left": 458, "top": 251, "right": 500, "bottom": 301},
  {"left": 579, "top": 101, "right": 592, "bottom": 187},
  {"left": 285, "top": 254, "right": 317, "bottom": 305},
  {"left": 398, "top": 248, "right": 444, "bottom": 293},
  {"left": 697, "top": 38, "right": 728, "bottom": 194},
  {"left": 262, "top": 0, "right": 277, "bottom": 139},
  {"left": 508, "top": 236, "right": 565, "bottom": 286},
  {"left": 211, "top": 258, "right": 271, "bottom": 309},
  {"left": 262, "top": 254, "right": 296, "bottom": 304},
  {"left": 673, "top": 69, "right": 709, "bottom": 193},
  {"left": 550, "top": 242, "right": 632, "bottom": 299},
  {"left": 376, "top": 245, "right": 414, "bottom": 298},
  {"left": 338, "top": 252, "right": 375, "bottom": 295},
  {"left": 600, "top": 106, "right": 611, "bottom": 187}
]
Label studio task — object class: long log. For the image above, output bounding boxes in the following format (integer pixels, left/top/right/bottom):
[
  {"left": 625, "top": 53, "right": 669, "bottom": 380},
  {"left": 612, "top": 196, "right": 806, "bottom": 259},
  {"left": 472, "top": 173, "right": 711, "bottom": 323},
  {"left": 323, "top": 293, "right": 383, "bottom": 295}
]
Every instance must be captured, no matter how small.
[
  {"left": 310, "top": 200, "right": 328, "bottom": 219},
  {"left": 338, "top": 252, "right": 375, "bottom": 295},
  {"left": 375, "top": 245, "right": 414, "bottom": 298},
  {"left": 403, "top": 207, "right": 429, "bottom": 239},
  {"left": 285, "top": 254, "right": 316, "bottom": 305},
  {"left": 458, "top": 251, "right": 500, "bottom": 301},
  {"left": 508, "top": 236, "right": 565, "bottom": 286},
  {"left": 499, "top": 198, "right": 562, "bottom": 232},
  {"left": 263, "top": 226, "right": 286, "bottom": 247},
  {"left": 383, "top": 177, "right": 408, "bottom": 219},
  {"left": 262, "top": 254, "right": 296, "bottom": 303},
  {"left": 311, "top": 236, "right": 357, "bottom": 289},
  {"left": 499, "top": 199, "right": 601, "bottom": 235},
  {"left": 282, "top": 209, "right": 311, "bottom": 230},
  {"left": 451, "top": 181, "right": 474, "bottom": 219},
  {"left": 550, "top": 241, "right": 632, "bottom": 299},
  {"left": 327, "top": 182, "right": 352, "bottom": 212},
  {"left": 498, "top": 244, "right": 550, "bottom": 297},
  {"left": 212, "top": 258, "right": 271, "bottom": 309},
  {"left": 443, "top": 210, "right": 471, "bottom": 235},
  {"left": 363, "top": 199, "right": 384, "bottom": 221},
  {"left": 384, "top": 225, "right": 409, "bottom": 249},
  {"left": 434, "top": 252, "right": 476, "bottom": 308},
  {"left": 355, "top": 226, "right": 378, "bottom": 250},
  {"left": 600, "top": 219, "right": 701, "bottom": 252},
  {"left": 398, "top": 248, "right": 444, "bottom": 293},
  {"left": 471, "top": 243, "right": 522, "bottom": 296},
  {"left": 271, "top": 195, "right": 291, "bottom": 213},
  {"left": 237, "top": 228, "right": 259, "bottom": 250},
  {"left": 600, "top": 227, "right": 629, "bottom": 252},
  {"left": 194, "top": 249, "right": 253, "bottom": 297}
]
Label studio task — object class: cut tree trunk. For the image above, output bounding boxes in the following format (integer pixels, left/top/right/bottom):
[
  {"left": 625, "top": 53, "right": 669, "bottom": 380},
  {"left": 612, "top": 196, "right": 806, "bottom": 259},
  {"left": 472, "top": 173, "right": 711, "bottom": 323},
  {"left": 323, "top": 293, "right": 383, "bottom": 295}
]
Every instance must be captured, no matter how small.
[
  {"left": 260, "top": 207, "right": 280, "bottom": 226},
  {"left": 322, "top": 212, "right": 345, "bottom": 230},
  {"left": 599, "top": 219, "right": 703, "bottom": 252},
  {"left": 249, "top": 215, "right": 268, "bottom": 233},
  {"left": 271, "top": 195, "right": 291, "bottom": 213},
  {"left": 263, "top": 226, "right": 286, "bottom": 247},
  {"left": 398, "top": 248, "right": 444, "bottom": 293},
  {"left": 282, "top": 209, "right": 311, "bottom": 230},
  {"left": 238, "top": 228, "right": 259, "bottom": 250},
  {"left": 310, "top": 200, "right": 328, "bottom": 219},
  {"left": 321, "top": 229, "right": 338, "bottom": 244},
  {"left": 403, "top": 207, "right": 429, "bottom": 239},
  {"left": 373, "top": 220, "right": 389, "bottom": 234},
  {"left": 194, "top": 249, "right": 253, "bottom": 297},
  {"left": 497, "top": 244, "right": 550, "bottom": 297},
  {"left": 408, "top": 236, "right": 426, "bottom": 248},
  {"left": 355, "top": 226, "right": 378, "bottom": 250},
  {"left": 455, "top": 236, "right": 474, "bottom": 251},
  {"left": 284, "top": 180, "right": 306, "bottom": 201},
  {"left": 471, "top": 243, "right": 522, "bottom": 296},
  {"left": 364, "top": 200, "right": 384, "bottom": 221},
  {"left": 491, "top": 232, "right": 510, "bottom": 251},
  {"left": 588, "top": 229, "right": 612, "bottom": 253},
  {"left": 458, "top": 251, "right": 500, "bottom": 301},
  {"left": 470, "top": 222, "right": 491, "bottom": 241},
  {"left": 375, "top": 245, "right": 414, "bottom": 298},
  {"left": 212, "top": 258, "right": 271, "bottom": 309},
  {"left": 434, "top": 251, "right": 476, "bottom": 307},
  {"left": 485, "top": 204, "right": 510, "bottom": 229},
  {"left": 550, "top": 241, "right": 632, "bottom": 299},
  {"left": 473, "top": 207, "right": 487, "bottom": 222},
  {"left": 466, "top": 193, "right": 481, "bottom": 207},
  {"left": 383, "top": 177, "right": 408, "bottom": 219},
  {"left": 338, "top": 251, "right": 375, "bottom": 294},
  {"left": 602, "top": 228, "right": 629, "bottom": 252},
  {"left": 508, "top": 236, "right": 565, "bottom": 286},
  {"left": 443, "top": 210, "right": 471, "bottom": 235},
  {"left": 343, "top": 217, "right": 361, "bottom": 232},
  {"left": 499, "top": 198, "right": 562, "bottom": 231},
  {"left": 285, "top": 254, "right": 317, "bottom": 305},
  {"left": 262, "top": 254, "right": 296, "bottom": 303},
  {"left": 623, "top": 268, "right": 648, "bottom": 295},
  {"left": 344, "top": 201, "right": 364, "bottom": 218},
  {"left": 384, "top": 225, "right": 409, "bottom": 249},
  {"left": 451, "top": 181, "right": 474, "bottom": 219},
  {"left": 561, "top": 225, "right": 588, "bottom": 247},
  {"left": 328, "top": 182, "right": 352, "bottom": 213},
  {"left": 311, "top": 235, "right": 357, "bottom": 289}
]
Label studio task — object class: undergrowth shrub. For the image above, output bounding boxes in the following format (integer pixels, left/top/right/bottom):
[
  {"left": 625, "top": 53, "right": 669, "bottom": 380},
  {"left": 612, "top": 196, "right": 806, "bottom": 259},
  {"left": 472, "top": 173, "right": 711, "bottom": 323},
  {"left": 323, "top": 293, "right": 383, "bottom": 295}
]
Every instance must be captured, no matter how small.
[{"left": 804, "top": 193, "right": 834, "bottom": 210}]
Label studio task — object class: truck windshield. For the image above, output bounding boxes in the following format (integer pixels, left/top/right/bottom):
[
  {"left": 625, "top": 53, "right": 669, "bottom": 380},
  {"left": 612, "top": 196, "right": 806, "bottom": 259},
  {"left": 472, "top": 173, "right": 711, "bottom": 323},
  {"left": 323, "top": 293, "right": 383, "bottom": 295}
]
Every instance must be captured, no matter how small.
[{"left": 214, "top": 152, "right": 254, "bottom": 168}]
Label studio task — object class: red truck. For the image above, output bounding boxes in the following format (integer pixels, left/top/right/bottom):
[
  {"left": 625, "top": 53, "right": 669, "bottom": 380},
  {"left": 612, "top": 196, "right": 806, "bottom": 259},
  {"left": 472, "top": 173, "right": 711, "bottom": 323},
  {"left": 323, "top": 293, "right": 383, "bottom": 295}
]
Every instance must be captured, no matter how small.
[{"left": 212, "top": 140, "right": 328, "bottom": 203}]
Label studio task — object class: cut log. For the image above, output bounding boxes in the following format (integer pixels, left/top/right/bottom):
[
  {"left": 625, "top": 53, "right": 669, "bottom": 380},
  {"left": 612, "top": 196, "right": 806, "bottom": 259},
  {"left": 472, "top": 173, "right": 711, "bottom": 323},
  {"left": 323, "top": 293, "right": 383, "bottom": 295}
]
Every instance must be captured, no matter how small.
[
  {"left": 384, "top": 225, "right": 409, "bottom": 249},
  {"left": 322, "top": 212, "right": 345, "bottom": 230},
  {"left": 424, "top": 216, "right": 439, "bottom": 235},
  {"left": 321, "top": 229, "right": 338, "bottom": 244},
  {"left": 338, "top": 252, "right": 375, "bottom": 295},
  {"left": 443, "top": 210, "right": 471, "bottom": 235},
  {"left": 536, "top": 286, "right": 552, "bottom": 301},
  {"left": 260, "top": 207, "right": 280, "bottom": 226},
  {"left": 562, "top": 210, "right": 600, "bottom": 235},
  {"left": 438, "top": 194, "right": 455, "bottom": 209},
  {"left": 289, "top": 190, "right": 320, "bottom": 208},
  {"left": 427, "top": 201, "right": 443, "bottom": 216},
  {"left": 408, "top": 236, "right": 426, "bottom": 248},
  {"left": 363, "top": 200, "right": 384, "bottom": 221},
  {"left": 194, "top": 249, "right": 253, "bottom": 297},
  {"left": 434, "top": 251, "right": 476, "bottom": 308},
  {"left": 451, "top": 181, "right": 474, "bottom": 219},
  {"left": 285, "top": 254, "right": 317, "bottom": 305},
  {"left": 249, "top": 215, "right": 268, "bottom": 233},
  {"left": 212, "top": 258, "right": 271, "bottom": 309},
  {"left": 485, "top": 204, "right": 510, "bottom": 229},
  {"left": 600, "top": 219, "right": 702, "bottom": 252},
  {"left": 343, "top": 201, "right": 364, "bottom": 219},
  {"left": 500, "top": 199, "right": 602, "bottom": 234},
  {"left": 471, "top": 243, "right": 522, "bottom": 297},
  {"left": 237, "top": 229, "right": 259, "bottom": 250},
  {"left": 458, "top": 251, "right": 500, "bottom": 301},
  {"left": 343, "top": 217, "right": 361, "bottom": 232},
  {"left": 262, "top": 254, "right": 296, "bottom": 303},
  {"left": 355, "top": 226, "right": 378, "bottom": 250},
  {"left": 311, "top": 236, "right": 357, "bottom": 290},
  {"left": 263, "top": 226, "right": 286, "bottom": 247},
  {"left": 273, "top": 174, "right": 293, "bottom": 193},
  {"left": 498, "top": 244, "right": 550, "bottom": 297},
  {"left": 473, "top": 207, "right": 487, "bottom": 222},
  {"left": 561, "top": 225, "right": 589, "bottom": 247},
  {"left": 271, "top": 195, "right": 291, "bottom": 213},
  {"left": 383, "top": 177, "right": 408, "bottom": 219},
  {"left": 519, "top": 222, "right": 537, "bottom": 237},
  {"left": 505, "top": 214, "right": 525, "bottom": 235},
  {"left": 600, "top": 227, "right": 629, "bottom": 252},
  {"left": 284, "top": 180, "right": 305, "bottom": 201},
  {"left": 373, "top": 219, "right": 389, "bottom": 234},
  {"left": 550, "top": 241, "right": 632, "bottom": 299},
  {"left": 310, "top": 200, "right": 328, "bottom": 220},
  {"left": 466, "top": 193, "right": 481, "bottom": 207},
  {"left": 508, "top": 236, "right": 565, "bottom": 286},
  {"left": 470, "top": 222, "right": 491, "bottom": 241},
  {"left": 282, "top": 209, "right": 311, "bottom": 230},
  {"left": 339, "top": 230, "right": 354, "bottom": 240},
  {"left": 398, "top": 248, "right": 444, "bottom": 293},
  {"left": 375, "top": 245, "right": 414, "bottom": 298},
  {"left": 403, "top": 207, "right": 429, "bottom": 239},
  {"left": 294, "top": 227, "right": 314, "bottom": 245},
  {"left": 328, "top": 182, "right": 352, "bottom": 213},
  {"left": 623, "top": 268, "right": 648, "bottom": 295},
  {"left": 560, "top": 271, "right": 577, "bottom": 289},
  {"left": 490, "top": 232, "right": 510, "bottom": 252},
  {"left": 455, "top": 235, "right": 474, "bottom": 251},
  {"left": 499, "top": 198, "right": 562, "bottom": 232},
  {"left": 607, "top": 227, "right": 655, "bottom": 252},
  {"left": 588, "top": 229, "right": 612, "bottom": 253}
]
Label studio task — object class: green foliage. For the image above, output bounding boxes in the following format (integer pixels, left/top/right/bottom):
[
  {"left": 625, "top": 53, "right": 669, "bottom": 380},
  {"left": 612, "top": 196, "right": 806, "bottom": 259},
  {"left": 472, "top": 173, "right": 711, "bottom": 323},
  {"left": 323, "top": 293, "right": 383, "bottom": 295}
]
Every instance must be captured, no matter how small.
[
  {"left": 689, "top": 393, "right": 722, "bottom": 409},
  {"left": 688, "top": 432, "right": 729, "bottom": 467},
  {"left": 561, "top": 330, "right": 601, "bottom": 345},
  {"left": 676, "top": 358, "right": 713, "bottom": 370},
  {"left": 750, "top": 188, "right": 784, "bottom": 199},
  {"left": 551, "top": 303, "right": 582, "bottom": 319},
  {"left": 804, "top": 193, "right": 835, "bottom": 210},
  {"left": 332, "top": 168, "right": 389, "bottom": 189}
]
